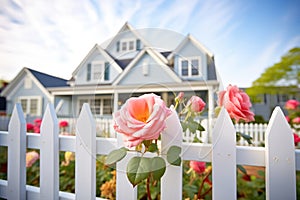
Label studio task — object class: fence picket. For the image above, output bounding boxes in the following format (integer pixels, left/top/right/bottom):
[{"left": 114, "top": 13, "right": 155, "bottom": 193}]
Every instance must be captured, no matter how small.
[
  {"left": 265, "top": 106, "right": 296, "bottom": 200},
  {"left": 212, "top": 107, "right": 236, "bottom": 200},
  {"left": 116, "top": 134, "right": 137, "bottom": 200},
  {"left": 7, "top": 103, "right": 26, "bottom": 200},
  {"left": 75, "top": 103, "right": 96, "bottom": 199},
  {"left": 161, "top": 107, "right": 183, "bottom": 199},
  {"left": 40, "top": 104, "right": 59, "bottom": 199}
]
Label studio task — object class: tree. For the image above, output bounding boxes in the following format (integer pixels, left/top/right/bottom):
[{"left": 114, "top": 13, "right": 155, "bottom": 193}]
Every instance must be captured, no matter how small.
[{"left": 247, "top": 47, "right": 300, "bottom": 100}]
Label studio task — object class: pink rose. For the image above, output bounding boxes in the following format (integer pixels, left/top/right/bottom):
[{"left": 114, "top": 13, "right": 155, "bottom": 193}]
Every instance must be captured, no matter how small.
[
  {"left": 113, "top": 93, "right": 172, "bottom": 147},
  {"left": 292, "top": 117, "right": 300, "bottom": 124},
  {"left": 285, "top": 99, "right": 300, "bottom": 110},
  {"left": 190, "top": 160, "right": 206, "bottom": 174},
  {"left": 186, "top": 96, "right": 206, "bottom": 113},
  {"left": 285, "top": 116, "right": 290, "bottom": 122},
  {"left": 26, "top": 151, "right": 39, "bottom": 167},
  {"left": 218, "top": 84, "right": 254, "bottom": 122}
]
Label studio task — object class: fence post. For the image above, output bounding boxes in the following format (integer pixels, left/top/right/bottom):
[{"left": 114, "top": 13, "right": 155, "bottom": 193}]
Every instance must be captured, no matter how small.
[
  {"left": 7, "top": 104, "right": 26, "bottom": 200},
  {"left": 75, "top": 103, "right": 96, "bottom": 199},
  {"left": 116, "top": 135, "right": 137, "bottom": 200},
  {"left": 212, "top": 108, "right": 236, "bottom": 200},
  {"left": 40, "top": 104, "right": 59, "bottom": 199},
  {"left": 265, "top": 107, "right": 296, "bottom": 200},
  {"left": 161, "top": 107, "right": 183, "bottom": 199}
]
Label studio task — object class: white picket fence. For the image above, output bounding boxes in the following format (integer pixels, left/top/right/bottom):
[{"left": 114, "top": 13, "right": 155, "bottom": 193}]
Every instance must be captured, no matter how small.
[
  {"left": 0, "top": 103, "right": 299, "bottom": 199},
  {"left": 61, "top": 117, "right": 268, "bottom": 146}
]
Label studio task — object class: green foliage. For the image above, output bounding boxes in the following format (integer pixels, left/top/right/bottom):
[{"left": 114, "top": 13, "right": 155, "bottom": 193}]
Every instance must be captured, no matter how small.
[
  {"left": 150, "top": 157, "right": 166, "bottom": 181},
  {"left": 166, "top": 145, "right": 181, "bottom": 166},
  {"left": 237, "top": 170, "right": 265, "bottom": 199},
  {"left": 127, "top": 157, "right": 151, "bottom": 187},
  {"left": 247, "top": 47, "right": 300, "bottom": 97},
  {"left": 105, "top": 147, "right": 128, "bottom": 166}
]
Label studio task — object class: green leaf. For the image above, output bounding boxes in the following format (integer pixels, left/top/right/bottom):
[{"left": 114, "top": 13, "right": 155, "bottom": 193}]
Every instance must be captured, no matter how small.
[
  {"left": 150, "top": 157, "right": 166, "bottom": 181},
  {"left": 238, "top": 132, "right": 253, "bottom": 145},
  {"left": 187, "top": 120, "right": 198, "bottom": 133},
  {"left": 181, "top": 121, "right": 188, "bottom": 132},
  {"left": 167, "top": 146, "right": 181, "bottom": 166},
  {"left": 198, "top": 124, "right": 205, "bottom": 131},
  {"left": 105, "top": 147, "right": 128, "bottom": 166},
  {"left": 127, "top": 157, "right": 150, "bottom": 187},
  {"left": 148, "top": 143, "right": 158, "bottom": 153},
  {"left": 237, "top": 165, "right": 247, "bottom": 175}
]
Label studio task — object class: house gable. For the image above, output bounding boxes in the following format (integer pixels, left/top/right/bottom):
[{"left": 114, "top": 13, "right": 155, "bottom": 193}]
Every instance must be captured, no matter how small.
[
  {"left": 113, "top": 48, "right": 181, "bottom": 86},
  {"left": 71, "top": 45, "right": 123, "bottom": 85},
  {"left": 169, "top": 34, "right": 215, "bottom": 81},
  {"left": 1, "top": 67, "right": 57, "bottom": 115},
  {"left": 105, "top": 22, "right": 149, "bottom": 60}
]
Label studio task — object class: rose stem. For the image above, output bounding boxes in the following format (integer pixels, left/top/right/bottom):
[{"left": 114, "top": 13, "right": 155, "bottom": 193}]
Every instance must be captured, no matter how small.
[{"left": 146, "top": 177, "right": 152, "bottom": 200}]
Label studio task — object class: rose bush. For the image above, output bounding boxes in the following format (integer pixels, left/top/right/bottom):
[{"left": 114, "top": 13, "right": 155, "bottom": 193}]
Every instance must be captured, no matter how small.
[
  {"left": 113, "top": 93, "right": 172, "bottom": 147},
  {"left": 218, "top": 84, "right": 255, "bottom": 122},
  {"left": 107, "top": 93, "right": 182, "bottom": 199}
]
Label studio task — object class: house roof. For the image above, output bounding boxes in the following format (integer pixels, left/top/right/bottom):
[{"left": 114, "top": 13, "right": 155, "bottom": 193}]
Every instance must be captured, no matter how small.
[
  {"left": 28, "top": 68, "right": 68, "bottom": 88},
  {"left": 1, "top": 67, "right": 67, "bottom": 100}
]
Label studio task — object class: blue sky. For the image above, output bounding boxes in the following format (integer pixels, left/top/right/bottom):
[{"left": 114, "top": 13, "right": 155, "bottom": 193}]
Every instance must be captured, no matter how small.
[{"left": 0, "top": 0, "right": 299, "bottom": 87}]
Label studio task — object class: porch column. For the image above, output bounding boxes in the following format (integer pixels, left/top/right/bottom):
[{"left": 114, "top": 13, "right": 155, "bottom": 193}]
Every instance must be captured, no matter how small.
[
  {"left": 113, "top": 91, "right": 119, "bottom": 113},
  {"left": 161, "top": 92, "right": 168, "bottom": 104},
  {"left": 208, "top": 86, "right": 215, "bottom": 143}
]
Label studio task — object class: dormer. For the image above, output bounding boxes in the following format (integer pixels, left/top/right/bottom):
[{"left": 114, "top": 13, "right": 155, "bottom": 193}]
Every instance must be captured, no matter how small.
[
  {"left": 168, "top": 34, "right": 214, "bottom": 81},
  {"left": 105, "top": 22, "right": 147, "bottom": 59}
]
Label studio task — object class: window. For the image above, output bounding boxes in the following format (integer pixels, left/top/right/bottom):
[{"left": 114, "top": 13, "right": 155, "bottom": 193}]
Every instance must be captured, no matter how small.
[
  {"left": 119, "top": 39, "right": 136, "bottom": 53},
  {"left": 93, "top": 62, "right": 103, "bottom": 80},
  {"left": 78, "top": 97, "right": 112, "bottom": 115},
  {"left": 181, "top": 60, "right": 188, "bottom": 76},
  {"left": 87, "top": 61, "right": 109, "bottom": 82},
  {"left": 19, "top": 96, "right": 41, "bottom": 116},
  {"left": 191, "top": 59, "right": 199, "bottom": 76},
  {"left": 179, "top": 57, "right": 202, "bottom": 77}
]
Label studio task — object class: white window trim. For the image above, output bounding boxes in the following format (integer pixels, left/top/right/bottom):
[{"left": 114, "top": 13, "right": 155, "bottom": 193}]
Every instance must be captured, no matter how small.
[
  {"left": 91, "top": 61, "right": 105, "bottom": 81},
  {"left": 18, "top": 96, "right": 42, "bottom": 116},
  {"left": 179, "top": 56, "right": 202, "bottom": 77},
  {"left": 120, "top": 38, "right": 136, "bottom": 53}
]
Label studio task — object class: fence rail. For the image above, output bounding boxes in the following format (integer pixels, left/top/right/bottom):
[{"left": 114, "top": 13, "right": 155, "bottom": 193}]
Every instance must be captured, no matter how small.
[{"left": 0, "top": 103, "right": 299, "bottom": 199}]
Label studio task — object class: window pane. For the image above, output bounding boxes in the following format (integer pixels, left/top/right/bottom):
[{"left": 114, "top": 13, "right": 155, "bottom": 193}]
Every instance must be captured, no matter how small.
[
  {"left": 122, "top": 42, "right": 127, "bottom": 51},
  {"left": 21, "top": 99, "right": 27, "bottom": 113},
  {"left": 93, "top": 63, "right": 103, "bottom": 80},
  {"left": 94, "top": 99, "right": 101, "bottom": 115},
  {"left": 191, "top": 59, "right": 199, "bottom": 76},
  {"left": 103, "top": 99, "right": 112, "bottom": 114},
  {"left": 129, "top": 41, "right": 134, "bottom": 50},
  {"left": 181, "top": 60, "right": 188, "bottom": 76},
  {"left": 30, "top": 99, "right": 38, "bottom": 115}
]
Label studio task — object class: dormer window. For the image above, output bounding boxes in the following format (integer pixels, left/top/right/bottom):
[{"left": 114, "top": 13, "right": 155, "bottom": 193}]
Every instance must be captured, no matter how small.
[
  {"left": 179, "top": 57, "right": 202, "bottom": 77},
  {"left": 116, "top": 39, "right": 141, "bottom": 53}
]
